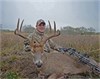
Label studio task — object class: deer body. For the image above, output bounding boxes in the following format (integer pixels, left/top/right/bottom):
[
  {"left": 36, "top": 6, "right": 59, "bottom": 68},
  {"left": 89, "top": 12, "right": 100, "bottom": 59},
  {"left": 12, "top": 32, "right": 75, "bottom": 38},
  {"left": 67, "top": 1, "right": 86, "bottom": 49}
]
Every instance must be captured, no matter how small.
[{"left": 37, "top": 51, "right": 89, "bottom": 78}]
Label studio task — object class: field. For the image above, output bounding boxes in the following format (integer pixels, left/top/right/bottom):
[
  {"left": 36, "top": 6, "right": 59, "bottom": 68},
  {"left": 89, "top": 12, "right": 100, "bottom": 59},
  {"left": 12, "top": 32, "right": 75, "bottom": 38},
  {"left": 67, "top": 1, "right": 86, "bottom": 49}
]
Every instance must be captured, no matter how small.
[{"left": 0, "top": 31, "right": 100, "bottom": 79}]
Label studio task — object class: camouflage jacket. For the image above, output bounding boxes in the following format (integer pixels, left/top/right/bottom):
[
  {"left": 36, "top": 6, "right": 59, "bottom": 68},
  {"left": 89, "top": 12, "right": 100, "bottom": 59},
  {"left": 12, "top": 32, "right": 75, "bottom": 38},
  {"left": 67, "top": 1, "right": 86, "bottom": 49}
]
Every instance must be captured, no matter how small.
[{"left": 24, "top": 30, "right": 60, "bottom": 53}]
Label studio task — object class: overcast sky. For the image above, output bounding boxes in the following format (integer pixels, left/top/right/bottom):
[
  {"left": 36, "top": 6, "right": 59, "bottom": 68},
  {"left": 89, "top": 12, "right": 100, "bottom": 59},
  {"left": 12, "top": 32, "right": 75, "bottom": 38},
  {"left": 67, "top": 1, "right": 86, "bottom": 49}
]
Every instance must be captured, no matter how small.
[{"left": 0, "top": 0, "right": 99, "bottom": 31}]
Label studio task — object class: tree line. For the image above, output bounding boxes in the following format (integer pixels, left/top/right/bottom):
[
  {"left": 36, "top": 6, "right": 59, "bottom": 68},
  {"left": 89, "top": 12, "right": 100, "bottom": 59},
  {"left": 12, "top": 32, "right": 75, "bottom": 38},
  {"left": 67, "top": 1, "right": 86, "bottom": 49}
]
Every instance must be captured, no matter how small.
[
  {"left": 60, "top": 26, "right": 97, "bottom": 35},
  {"left": 1, "top": 24, "right": 99, "bottom": 35},
  {"left": 22, "top": 25, "right": 98, "bottom": 35}
]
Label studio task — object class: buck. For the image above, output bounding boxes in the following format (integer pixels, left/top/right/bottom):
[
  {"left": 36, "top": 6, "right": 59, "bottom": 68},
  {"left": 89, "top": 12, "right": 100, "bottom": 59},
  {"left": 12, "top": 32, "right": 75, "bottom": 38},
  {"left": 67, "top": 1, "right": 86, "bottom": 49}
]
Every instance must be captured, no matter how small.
[{"left": 15, "top": 19, "right": 91, "bottom": 79}]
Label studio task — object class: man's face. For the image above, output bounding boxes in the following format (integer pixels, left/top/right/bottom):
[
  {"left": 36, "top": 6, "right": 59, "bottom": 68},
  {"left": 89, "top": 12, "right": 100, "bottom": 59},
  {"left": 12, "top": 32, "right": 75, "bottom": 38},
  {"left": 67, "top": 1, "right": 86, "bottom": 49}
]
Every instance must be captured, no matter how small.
[{"left": 36, "top": 23, "right": 45, "bottom": 33}]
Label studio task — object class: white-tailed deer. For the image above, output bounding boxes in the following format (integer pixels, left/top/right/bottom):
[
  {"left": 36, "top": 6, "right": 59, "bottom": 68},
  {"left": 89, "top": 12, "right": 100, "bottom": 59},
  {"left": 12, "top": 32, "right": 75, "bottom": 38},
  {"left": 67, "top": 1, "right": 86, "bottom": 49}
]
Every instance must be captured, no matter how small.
[{"left": 15, "top": 19, "right": 91, "bottom": 79}]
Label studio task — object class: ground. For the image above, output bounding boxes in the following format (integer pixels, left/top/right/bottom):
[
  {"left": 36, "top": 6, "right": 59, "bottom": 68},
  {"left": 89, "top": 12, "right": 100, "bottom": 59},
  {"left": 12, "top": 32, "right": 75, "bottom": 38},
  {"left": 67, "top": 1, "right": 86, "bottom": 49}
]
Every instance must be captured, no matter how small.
[{"left": 0, "top": 32, "right": 100, "bottom": 79}]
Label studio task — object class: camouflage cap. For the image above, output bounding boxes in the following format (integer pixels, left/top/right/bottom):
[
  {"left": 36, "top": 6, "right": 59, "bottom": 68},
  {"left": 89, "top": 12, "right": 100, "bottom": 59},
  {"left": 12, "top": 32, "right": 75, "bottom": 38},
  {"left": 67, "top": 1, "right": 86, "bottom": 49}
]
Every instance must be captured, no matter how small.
[{"left": 36, "top": 19, "right": 45, "bottom": 26}]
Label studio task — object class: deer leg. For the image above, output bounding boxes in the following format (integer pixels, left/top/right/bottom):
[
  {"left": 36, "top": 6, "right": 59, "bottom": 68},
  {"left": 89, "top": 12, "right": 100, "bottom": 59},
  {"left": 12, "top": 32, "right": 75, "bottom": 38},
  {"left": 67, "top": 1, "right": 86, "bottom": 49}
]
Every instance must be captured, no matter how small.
[{"left": 48, "top": 73, "right": 57, "bottom": 79}]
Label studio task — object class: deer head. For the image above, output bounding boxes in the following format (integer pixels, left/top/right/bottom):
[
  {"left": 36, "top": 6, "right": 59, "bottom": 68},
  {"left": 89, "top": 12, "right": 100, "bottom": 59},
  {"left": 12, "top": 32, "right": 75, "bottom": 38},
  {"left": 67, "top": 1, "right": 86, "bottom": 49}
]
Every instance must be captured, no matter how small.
[{"left": 14, "top": 18, "right": 60, "bottom": 68}]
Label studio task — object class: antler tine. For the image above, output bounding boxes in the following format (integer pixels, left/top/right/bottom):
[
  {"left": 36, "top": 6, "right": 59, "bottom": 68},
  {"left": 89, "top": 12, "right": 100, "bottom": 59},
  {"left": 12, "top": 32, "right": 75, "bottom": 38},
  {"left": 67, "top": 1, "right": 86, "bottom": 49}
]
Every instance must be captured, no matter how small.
[
  {"left": 42, "top": 21, "right": 60, "bottom": 44},
  {"left": 20, "top": 19, "right": 24, "bottom": 32},
  {"left": 43, "top": 30, "right": 60, "bottom": 45},
  {"left": 48, "top": 20, "right": 52, "bottom": 33},
  {"left": 14, "top": 18, "right": 20, "bottom": 34},
  {"left": 14, "top": 18, "right": 29, "bottom": 40},
  {"left": 54, "top": 21, "right": 56, "bottom": 34},
  {"left": 17, "top": 18, "right": 20, "bottom": 30}
]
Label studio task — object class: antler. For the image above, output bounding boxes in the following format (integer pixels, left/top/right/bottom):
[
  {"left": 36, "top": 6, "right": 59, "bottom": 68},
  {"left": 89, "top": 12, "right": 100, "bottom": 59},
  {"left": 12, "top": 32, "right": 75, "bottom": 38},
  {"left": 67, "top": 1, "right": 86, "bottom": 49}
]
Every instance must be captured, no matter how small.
[
  {"left": 14, "top": 18, "right": 29, "bottom": 40},
  {"left": 43, "top": 21, "right": 60, "bottom": 44}
]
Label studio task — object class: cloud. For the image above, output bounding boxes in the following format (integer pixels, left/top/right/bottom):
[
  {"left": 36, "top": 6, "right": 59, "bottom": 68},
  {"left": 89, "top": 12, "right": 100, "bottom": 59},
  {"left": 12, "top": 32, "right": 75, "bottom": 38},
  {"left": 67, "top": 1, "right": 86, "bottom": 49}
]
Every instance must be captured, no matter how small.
[{"left": 1, "top": 0, "right": 99, "bottom": 31}]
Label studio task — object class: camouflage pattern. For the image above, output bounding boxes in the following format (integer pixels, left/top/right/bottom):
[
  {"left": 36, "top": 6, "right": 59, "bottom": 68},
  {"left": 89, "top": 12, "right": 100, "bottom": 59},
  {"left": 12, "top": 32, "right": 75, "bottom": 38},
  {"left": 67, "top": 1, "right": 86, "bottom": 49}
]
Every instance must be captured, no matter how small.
[{"left": 24, "top": 29, "right": 60, "bottom": 53}]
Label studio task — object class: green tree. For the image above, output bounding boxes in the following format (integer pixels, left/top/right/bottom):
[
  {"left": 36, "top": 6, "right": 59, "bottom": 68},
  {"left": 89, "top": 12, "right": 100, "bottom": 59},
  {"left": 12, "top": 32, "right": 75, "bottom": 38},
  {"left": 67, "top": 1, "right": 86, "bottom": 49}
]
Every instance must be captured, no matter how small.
[
  {"left": 88, "top": 27, "right": 96, "bottom": 32},
  {"left": 23, "top": 25, "right": 35, "bottom": 33}
]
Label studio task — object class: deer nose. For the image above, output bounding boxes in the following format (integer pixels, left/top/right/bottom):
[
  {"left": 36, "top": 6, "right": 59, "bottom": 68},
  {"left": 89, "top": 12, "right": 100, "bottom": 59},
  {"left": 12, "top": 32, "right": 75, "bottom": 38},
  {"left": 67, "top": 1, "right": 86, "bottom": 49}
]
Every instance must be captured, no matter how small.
[{"left": 35, "top": 61, "right": 43, "bottom": 68}]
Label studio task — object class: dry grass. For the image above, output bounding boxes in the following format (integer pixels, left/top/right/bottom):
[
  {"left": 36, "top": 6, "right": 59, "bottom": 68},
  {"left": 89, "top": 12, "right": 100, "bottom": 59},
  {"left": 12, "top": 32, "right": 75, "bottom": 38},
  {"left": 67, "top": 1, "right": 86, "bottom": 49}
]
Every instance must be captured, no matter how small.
[
  {"left": 53, "top": 34, "right": 100, "bottom": 62},
  {"left": 0, "top": 31, "right": 100, "bottom": 78}
]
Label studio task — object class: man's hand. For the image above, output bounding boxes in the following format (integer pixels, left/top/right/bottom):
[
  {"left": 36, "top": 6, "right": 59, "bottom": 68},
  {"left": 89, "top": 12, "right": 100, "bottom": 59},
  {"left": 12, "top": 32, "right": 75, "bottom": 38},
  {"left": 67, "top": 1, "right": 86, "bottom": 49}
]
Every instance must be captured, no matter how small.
[{"left": 24, "top": 45, "right": 31, "bottom": 52}]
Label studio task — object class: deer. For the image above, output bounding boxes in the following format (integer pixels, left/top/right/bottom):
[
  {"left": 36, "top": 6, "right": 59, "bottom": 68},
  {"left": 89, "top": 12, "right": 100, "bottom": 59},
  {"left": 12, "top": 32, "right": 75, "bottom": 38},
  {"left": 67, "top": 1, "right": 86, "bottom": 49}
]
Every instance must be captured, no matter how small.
[{"left": 14, "top": 19, "right": 92, "bottom": 79}]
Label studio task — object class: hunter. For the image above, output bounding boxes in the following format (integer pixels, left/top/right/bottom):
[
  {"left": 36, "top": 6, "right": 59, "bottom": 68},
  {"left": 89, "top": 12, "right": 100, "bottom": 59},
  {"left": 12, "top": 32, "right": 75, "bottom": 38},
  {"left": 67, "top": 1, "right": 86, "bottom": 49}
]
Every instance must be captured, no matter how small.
[{"left": 24, "top": 19, "right": 63, "bottom": 53}]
